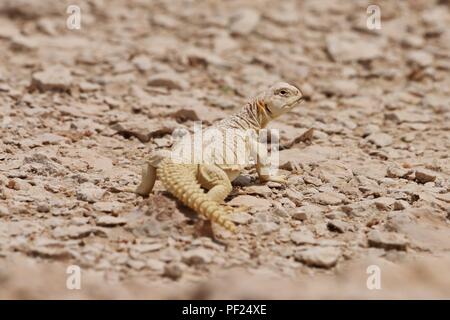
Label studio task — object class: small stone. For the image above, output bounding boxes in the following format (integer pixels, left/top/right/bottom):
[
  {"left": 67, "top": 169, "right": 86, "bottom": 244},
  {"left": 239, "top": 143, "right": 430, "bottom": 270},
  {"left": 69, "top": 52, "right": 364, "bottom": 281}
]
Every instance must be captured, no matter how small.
[
  {"left": 367, "top": 230, "right": 409, "bottom": 251},
  {"left": 127, "top": 260, "right": 146, "bottom": 270},
  {"left": 79, "top": 81, "right": 100, "bottom": 92},
  {"left": 147, "top": 259, "right": 165, "bottom": 272},
  {"left": 322, "top": 80, "right": 358, "bottom": 97},
  {"left": 132, "top": 55, "right": 152, "bottom": 71},
  {"left": 374, "top": 197, "right": 396, "bottom": 211},
  {"left": 76, "top": 184, "right": 105, "bottom": 203},
  {"left": 227, "top": 212, "right": 253, "bottom": 224},
  {"left": 53, "top": 226, "right": 94, "bottom": 239},
  {"left": 285, "top": 188, "right": 303, "bottom": 206},
  {"left": 290, "top": 230, "right": 316, "bottom": 245},
  {"left": 385, "top": 212, "right": 416, "bottom": 232},
  {"left": 385, "top": 111, "right": 431, "bottom": 124},
  {"left": 290, "top": 208, "right": 308, "bottom": 221},
  {"left": 163, "top": 262, "right": 183, "bottom": 280},
  {"left": 435, "top": 193, "right": 450, "bottom": 203},
  {"left": 93, "top": 201, "right": 124, "bottom": 214},
  {"left": 213, "top": 34, "right": 238, "bottom": 53},
  {"left": 401, "top": 133, "right": 416, "bottom": 142},
  {"left": 415, "top": 169, "right": 436, "bottom": 184},
  {"left": 228, "top": 195, "right": 272, "bottom": 210},
  {"left": 0, "top": 205, "right": 10, "bottom": 217},
  {"left": 312, "top": 191, "right": 345, "bottom": 205},
  {"left": 393, "top": 200, "right": 409, "bottom": 210},
  {"left": 27, "top": 246, "right": 72, "bottom": 260},
  {"left": 327, "top": 220, "right": 351, "bottom": 233},
  {"left": 147, "top": 72, "right": 188, "bottom": 90},
  {"left": 11, "top": 35, "right": 37, "bottom": 50},
  {"left": 243, "top": 185, "right": 272, "bottom": 197},
  {"left": 407, "top": 50, "right": 434, "bottom": 67},
  {"left": 250, "top": 222, "right": 279, "bottom": 235},
  {"left": 95, "top": 216, "right": 127, "bottom": 227},
  {"left": 294, "top": 247, "right": 341, "bottom": 268},
  {"left": 367, "top": 132, "right": 393, "bottom": 147},
  {"left": 31, "top": 65, "right": 72, "bottom": 91},
  {"left": 326, "top": 32, "right": 383, "bottom": 62},
  {"left": 36, "top": 203, "right": 50, "bottom": 213},
  {"left": 304, "top": 176, "right": 322, "bottom": 186},
  {"left": 387, "top": 166, "right": 412, "bottom": 179},
  {"left": 273, "top": 202, "right": 289, "bottom": 218},
  {"left": 133, "top": 243, "right": 163, "bottom": 253},
  {"left": 229, "top": 9, "right": 260, "bottom": 35},
  {"left": 182, "top": 248, "right": 214, "bottom": 265}
]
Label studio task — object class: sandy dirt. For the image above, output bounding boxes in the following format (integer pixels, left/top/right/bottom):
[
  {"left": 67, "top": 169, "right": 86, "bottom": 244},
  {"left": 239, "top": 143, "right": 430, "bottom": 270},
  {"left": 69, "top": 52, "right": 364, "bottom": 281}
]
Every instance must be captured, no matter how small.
[{"left": 0, "top": 0, "right": 449, "bottom": 299}]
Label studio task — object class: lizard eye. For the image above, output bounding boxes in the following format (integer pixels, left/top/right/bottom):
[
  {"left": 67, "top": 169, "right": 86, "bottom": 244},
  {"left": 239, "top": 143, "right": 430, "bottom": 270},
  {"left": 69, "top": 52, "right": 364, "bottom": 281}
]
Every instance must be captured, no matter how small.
[{"left": 277, "top": 89, "right": 288, "bottom": 96}]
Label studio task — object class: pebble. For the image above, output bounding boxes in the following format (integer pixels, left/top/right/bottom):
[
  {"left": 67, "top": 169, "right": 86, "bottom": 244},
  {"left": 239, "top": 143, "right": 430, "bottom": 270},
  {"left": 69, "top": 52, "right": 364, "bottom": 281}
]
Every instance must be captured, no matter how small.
[
  {"left": 76, "top": 184, "right": 105, "bottom": 203},
  {"left": 407, "top": 50, "right": 434, "bottom": 67},
  {"left": 367, "top": 132, "right": 393, "bottom": 147},
  {"left": 374, "top": 197, "right": 396, "bottom": 211},
  {"left": 327, "top": 220, "right": 351, "bottom": 233},
  {"left": 95, "top": 216, "right": 127, "bottom": 227},
  {"left": 228, "top": 195, "right": 272, "bottom": 210},
  {"left": 367, "top": 230, "right": 409, "bottom": 251},
  {"left": 243, "top": 185, "right": 272, "bottom": 197},
  {"left": 127, "top": 260, "right": 147, "bottom": 270},
  {"left": 36, "top": 203, "right": 50, "bottom": 213},
  {"left": 326, "top": 32, "right": 383, "bottom": 62},
  {"left": 147, "top": 72, "right": 188, "bottom": 90},
  {"left": 227, "top": 212, "right": 253, "bottom": 224},
  {"left": 229, "top": 9, "right": 260, "bottom": 35},
  {"left": 290, "top": 229, "right": 316, "bottom": 245},
  {"left": 182, "top": 248, "right": 214, "bottom": 265},
  {"left": 0, "top": 205, "right": 10, "bottom": 217},
  {"left": 294, "top": 247, "right": 341, "bottom": 268},
  {"left": 31, "top": 65, "right": 72, "bottom": 91},
  {"left": 93, "top": 201, "right": 124, "bottom": 214},
  {"left": 312, "top": 192, "right": 345, "bottom": 205},
  {"left": 163, "top": 262, "right": 183, "bottom": 280},
  {"left": 285, "top": 188, "right": 303, "bottom": 206},
  {"left": 53, "top": 226, "right": 94, "bottom": 239},
  {"left": 289, "top": 208, "right": 309, "bottom": 221},
  {"left": 415, "top": 169, "right": 437, "bottom": 184},
  {"left": 273, "top": 202, "right": 290, "bottom": 218},
  {"left": 147, "top": 259, "right": 165, "bottom": 272},
  {"left": 250, "top": 222, "right": 279, "bottom": 235}
]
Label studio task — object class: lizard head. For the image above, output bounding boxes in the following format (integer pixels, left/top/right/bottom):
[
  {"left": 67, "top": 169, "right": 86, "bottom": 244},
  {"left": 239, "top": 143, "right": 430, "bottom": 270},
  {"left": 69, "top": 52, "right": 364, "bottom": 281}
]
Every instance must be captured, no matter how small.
[{"left": 257, "top": 82, "right": 303, "bottom": 120}]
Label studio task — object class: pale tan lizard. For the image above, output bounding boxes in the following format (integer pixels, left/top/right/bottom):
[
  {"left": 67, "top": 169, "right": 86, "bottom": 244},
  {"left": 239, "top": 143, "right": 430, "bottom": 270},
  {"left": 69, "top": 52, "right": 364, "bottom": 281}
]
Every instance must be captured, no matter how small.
[{"left": 130, "top": 82, "right": 303, "bottom": 233}]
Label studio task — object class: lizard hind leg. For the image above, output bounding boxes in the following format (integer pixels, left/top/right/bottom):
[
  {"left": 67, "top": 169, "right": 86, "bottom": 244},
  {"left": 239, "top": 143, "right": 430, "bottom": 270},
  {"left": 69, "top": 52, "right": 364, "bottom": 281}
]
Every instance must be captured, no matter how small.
[
  {"left": 135, "top": 162, "right": 157, "bottom": 196},
  {"left": 197, "top": 164, "right": 232, "bottom": 203}
]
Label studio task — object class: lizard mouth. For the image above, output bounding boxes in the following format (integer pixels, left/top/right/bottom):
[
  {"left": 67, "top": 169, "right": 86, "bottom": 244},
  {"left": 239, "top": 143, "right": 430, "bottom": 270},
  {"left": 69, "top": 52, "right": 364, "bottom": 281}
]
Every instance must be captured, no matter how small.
[{"left": 286, "top": 96, "right": 304, "bottom": 109}]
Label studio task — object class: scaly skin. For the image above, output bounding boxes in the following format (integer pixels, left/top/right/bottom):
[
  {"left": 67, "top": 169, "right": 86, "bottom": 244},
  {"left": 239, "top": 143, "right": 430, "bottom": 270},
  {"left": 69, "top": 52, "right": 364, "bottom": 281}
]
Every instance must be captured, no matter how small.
[
  {"left": 131, "top": 82, "right": 304, "bottom": 233},
  {"left": 157, "top": 158, "right": 236, "bottom": 232}
]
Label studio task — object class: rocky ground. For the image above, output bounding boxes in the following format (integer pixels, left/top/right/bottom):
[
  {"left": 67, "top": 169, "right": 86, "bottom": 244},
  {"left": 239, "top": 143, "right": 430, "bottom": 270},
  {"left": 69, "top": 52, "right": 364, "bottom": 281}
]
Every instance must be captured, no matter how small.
[{"left": 0, "top": 0, "right": 449, "bottom": 299}]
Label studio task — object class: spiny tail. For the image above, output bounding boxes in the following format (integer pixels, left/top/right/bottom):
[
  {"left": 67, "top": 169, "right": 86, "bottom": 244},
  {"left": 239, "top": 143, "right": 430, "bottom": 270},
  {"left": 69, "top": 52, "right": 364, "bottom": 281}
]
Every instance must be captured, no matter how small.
[{"left": 157, "top": 159, "right": 237, "bottom": 233}]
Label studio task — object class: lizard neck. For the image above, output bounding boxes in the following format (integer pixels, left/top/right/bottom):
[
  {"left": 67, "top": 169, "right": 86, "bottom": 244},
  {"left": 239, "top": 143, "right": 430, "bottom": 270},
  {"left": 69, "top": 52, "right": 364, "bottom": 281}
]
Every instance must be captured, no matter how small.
[{"left": 232, "top": 98, "right": 270, "bottom": 132}]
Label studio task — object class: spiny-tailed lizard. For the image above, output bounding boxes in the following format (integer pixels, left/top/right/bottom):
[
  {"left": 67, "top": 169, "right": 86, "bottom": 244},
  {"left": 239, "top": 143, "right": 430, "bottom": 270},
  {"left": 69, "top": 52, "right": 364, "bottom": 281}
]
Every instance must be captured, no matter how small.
[{"left": 129, "top": 82, "right": 303, "bottom": 233}]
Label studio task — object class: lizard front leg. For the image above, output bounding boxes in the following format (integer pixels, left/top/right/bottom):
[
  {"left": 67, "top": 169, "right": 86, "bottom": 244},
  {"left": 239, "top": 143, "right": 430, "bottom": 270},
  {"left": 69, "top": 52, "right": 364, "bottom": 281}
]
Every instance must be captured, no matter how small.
[{"left": 252, "top": 140, "right": 287, "bottom": 184}]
